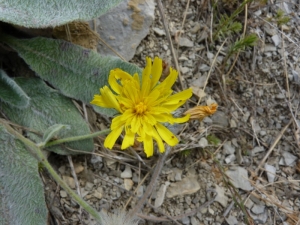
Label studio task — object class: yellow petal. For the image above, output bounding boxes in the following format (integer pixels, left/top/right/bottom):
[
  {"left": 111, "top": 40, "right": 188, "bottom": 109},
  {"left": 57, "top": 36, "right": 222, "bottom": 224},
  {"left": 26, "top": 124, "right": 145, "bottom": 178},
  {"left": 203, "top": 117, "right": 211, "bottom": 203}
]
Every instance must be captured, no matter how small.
[
  {"left": 131, "top": 116, "right": 141, "bottom": 133},
  {"left": 155, "top": 68, "right": 178, "bottom": 94},
  {"left": 133, "top": 73, "right": 140, "bottom": 88},
  {"left": 150, "top": 57, "right": 162, "bottom": 89},
  {"left": 111, "top": 115, "right": 125, "bottom": 130},
  {"left": 104, "top": 126, "right": 123, "bottom": 149},
  {"left": 121, "top": 128, "right": 135, "bottom": 149},
  {"left": 172, "top": 114, "right": 190, "bottom": 123},
  {"left": 108, "top": 70, "right": 122, "bottom": 94},
  {"left": 145, "top": 89, "right": 160, "bottom": 105},
  {"left": 155, "top": 123, "right": 178, "bottom": 146},
  {"left": 123, "top": 82, "right": 139, "bottom": 103},
  {"left": 141, "top": 57, "right": 152, "bottom": 95},
  {"left": 163, "top": 88, "right": 192, "bottom": 105},
  {"left": 151, "top": 129, "right": 165, "bottom": 153},
  {"left": 143, "top": 135, "right": 154, "bottom": 157},
  {"left": 90, "top": 86, "right": 121, "bottom": 112},
  {"left": 152, "top": 113, "right": 170, "bottom": 123},
  {"left": 113, "top": 68, "right": 133, "bottom": 82},
  {"left": 143, "top": 113, "right": 157, "bottom": 125}
]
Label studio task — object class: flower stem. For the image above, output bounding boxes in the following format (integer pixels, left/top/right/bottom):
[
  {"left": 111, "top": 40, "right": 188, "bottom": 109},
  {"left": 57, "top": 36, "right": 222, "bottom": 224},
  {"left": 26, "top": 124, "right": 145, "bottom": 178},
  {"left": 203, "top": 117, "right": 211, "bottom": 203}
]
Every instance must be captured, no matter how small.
[{"left": 44, "top": 129, "right": 110, "bottom": 147}]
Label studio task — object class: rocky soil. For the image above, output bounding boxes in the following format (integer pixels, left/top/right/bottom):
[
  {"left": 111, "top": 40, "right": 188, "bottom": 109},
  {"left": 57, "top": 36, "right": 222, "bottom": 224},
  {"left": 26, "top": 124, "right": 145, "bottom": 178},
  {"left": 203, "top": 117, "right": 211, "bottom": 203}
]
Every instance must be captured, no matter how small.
[{"left": 45, "top": 1, "right": 300, "bottom": 224}]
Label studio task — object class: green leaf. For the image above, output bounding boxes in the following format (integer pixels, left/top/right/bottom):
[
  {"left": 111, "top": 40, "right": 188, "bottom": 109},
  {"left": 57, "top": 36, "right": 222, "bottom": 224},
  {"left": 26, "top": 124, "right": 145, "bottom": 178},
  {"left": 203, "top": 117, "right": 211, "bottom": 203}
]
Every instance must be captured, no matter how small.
[
  {"left": 0, "top": 69, "right": 30, "bottom": 108},
  {"left": 0, "top": 124, "right": 48, "bottom": 225},
  {"left": 1, "top": 35, "right": 142, "bottom": 116},
  {"left": 42, "top": 124, "right": 70, "bottom": 144},
  {"left": 1, "top": 77, "right": 93, "bottom": 155},
  {"left": 207, "top": 134, "right": 221, "bottom": 146},
  {"left": 0, "top": 0, "right": 122, "bottom": 28}
]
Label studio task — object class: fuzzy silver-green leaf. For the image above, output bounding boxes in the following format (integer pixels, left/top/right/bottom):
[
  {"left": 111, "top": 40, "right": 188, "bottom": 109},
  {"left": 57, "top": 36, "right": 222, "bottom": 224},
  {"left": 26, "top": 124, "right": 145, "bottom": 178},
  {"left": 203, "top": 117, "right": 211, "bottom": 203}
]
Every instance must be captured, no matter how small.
[
  {"left": 1, "top": 78, "right": 93, "bottom": 155},
  {"left": 1, "top": 35, "right": 142, "bottom": 116},
  {"left": 0, "top": 124, "right": 48, "bottom": 225},
  {"left": 42, "top": 124, "right": 70, "bottom": 145},
  {"left": 0, "top": 0, "right": 122, "bottom": 28},
  {"left": 0, "top": 69, "right": 30, "bottom": 108}
]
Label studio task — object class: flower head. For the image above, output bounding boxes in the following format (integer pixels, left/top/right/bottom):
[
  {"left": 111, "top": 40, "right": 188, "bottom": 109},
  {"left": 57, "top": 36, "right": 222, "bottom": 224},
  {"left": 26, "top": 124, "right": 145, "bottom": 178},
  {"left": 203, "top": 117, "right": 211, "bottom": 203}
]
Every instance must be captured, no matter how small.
[
  {"left": 184, "top": 103, "right": 218, "bottom": 121},
  {"left": 91, "top": 57, "right": 192, "bottom": 157}
]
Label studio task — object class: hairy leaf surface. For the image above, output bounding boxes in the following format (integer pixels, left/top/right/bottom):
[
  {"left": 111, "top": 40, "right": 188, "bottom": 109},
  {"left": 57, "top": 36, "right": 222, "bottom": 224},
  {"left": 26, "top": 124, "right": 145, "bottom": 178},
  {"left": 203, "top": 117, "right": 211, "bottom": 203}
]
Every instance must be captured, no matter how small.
[
  {"left": 0, "top": 124, "right": 47, "bottom": 225},
  {"left": 1, "top": 35, "right": 142, "bottom": 116},
  {"left": 0, "top": 69, "right": 30, "bottom": 108},
  {"left": 1, "top": 78, "right": 93, "bottom": 155},
  {"left": 0, "top": 0, "right": 122, "bottom": 28}
]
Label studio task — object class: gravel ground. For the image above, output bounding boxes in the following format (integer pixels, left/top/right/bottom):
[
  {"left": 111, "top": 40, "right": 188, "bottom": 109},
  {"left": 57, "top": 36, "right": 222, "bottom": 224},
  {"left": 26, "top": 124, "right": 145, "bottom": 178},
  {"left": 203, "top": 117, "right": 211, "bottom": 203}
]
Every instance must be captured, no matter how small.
[{"left": 45, "top": 1, "right": 300, "bottom": 225}]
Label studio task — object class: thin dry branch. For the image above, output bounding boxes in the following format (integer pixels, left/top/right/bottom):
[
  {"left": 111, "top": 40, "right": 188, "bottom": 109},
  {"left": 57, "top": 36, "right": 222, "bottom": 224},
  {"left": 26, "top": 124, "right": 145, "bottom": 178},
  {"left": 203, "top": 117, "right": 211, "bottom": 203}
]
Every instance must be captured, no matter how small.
[{"left": 156, "top": 0, "right": 185, "bottom": 91}]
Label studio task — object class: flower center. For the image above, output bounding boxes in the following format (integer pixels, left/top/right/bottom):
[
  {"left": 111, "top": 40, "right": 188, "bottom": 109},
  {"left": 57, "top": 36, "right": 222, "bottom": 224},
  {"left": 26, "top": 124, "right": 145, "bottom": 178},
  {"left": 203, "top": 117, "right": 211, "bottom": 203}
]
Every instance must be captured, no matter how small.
[{"left": 134, "top": 102, "right": 147, "bottom": 115}]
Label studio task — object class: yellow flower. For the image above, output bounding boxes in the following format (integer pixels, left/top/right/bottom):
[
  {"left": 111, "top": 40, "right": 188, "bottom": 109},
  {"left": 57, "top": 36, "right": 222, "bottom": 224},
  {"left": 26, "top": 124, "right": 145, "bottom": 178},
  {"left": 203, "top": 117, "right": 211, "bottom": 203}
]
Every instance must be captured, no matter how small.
[
  {"left": 91, "top": 57, "right": 192, "bottom": 157},
  {"left": 184, "top": 103, "right": 218, "bottom": 121}
]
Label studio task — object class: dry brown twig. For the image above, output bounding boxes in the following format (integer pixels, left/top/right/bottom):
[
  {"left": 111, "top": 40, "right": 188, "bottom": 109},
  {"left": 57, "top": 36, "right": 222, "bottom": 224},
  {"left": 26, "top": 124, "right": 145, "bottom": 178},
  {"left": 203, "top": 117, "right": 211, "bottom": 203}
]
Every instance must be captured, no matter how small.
[
  {"left": 197, "top": 38, "right": 227, "bottom": 105},
  {"left": 254, "top": 118, "right": 292, "bottom": 176},
  {"left": 128, "top": 146, "right": 171, "bottom": 219},
  {"left": 67, "top": 156, "right": 83, "bottom": 220}
]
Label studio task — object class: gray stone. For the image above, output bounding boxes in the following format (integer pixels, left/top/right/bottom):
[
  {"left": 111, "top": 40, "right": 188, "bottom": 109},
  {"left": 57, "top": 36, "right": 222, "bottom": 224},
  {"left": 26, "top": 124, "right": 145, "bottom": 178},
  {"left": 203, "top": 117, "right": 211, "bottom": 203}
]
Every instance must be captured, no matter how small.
[
  {"left": 154, "top": 182, "right": 170, "bottom": 208},
  {"left": 245, "top": 199, "right": 254, "bottom": 209},
  {"left": 105, "top": 158, "right": 117, "bottom": 170},
  {"left": 272, "top": 34, "right": 281, "bottom": 46},
  {"left": 60, "top": 190, "right": 67, "bottom": 198},
  {"left": 225, "top": 154, "right": 236, "bottom": 164},
  {"left": 251, "top": 204, "right": 265, "bottom": 214},
  {"left": 251, "top": 146, "right": 265, "bottom": 156},
  {"left": 225, "top": 215, "right": 238, "bottom": 225},
  {"left": 174, "top": 169, "right": 182, "bottom": 181},
  {"left": 91, "top": 155, "right": 103, "bottom": 169},
  {"left": 208, "top": 207, "right": 214, "bottom": 215},
  {"left": 136, "top": 185, "right": 144, "bottom": 197},
  {"left": 179, "top": 37, "right": 194, "bottom": 47},
  {"left": 198, "top": 64, "right": 210, "bottom": 72},
  {"left": 282, "top": 151, "right": 297, "bottom": 166},
  {"left": 63, "top": 176, "right": 76, "bottom": 189},
  {"left": 214, "top": 185, "right": 228, "bottom": 208},
  {"left": 58, "top": 165, "right": 66, "bottom": 175},
  {"left": 167, "top": 176, "right": 201, "bottom": 198},
  {"left": 190, "top": 216, "right": 199, "bottom": 225},
  {"left": 249, "top": 209, "right": 268, "bottom": 223},
  {"left": 207, "top": 52, "right": 214, "bottom": 59},
  {"left": 230, "top": 119, "right": 237, "bottom": 128},
  {"left": 275, "top": 93, "right": 285, "bottom": 99},
  {"left": 191, "top": 22, "right": 201, "bottom": 33},
  {"left": 92, "top": 190, "right": 103, "bottom": 199},
  {"left": 121, "top": 165, "right": 132, "bottom": 178},
  {"left": 153, "top": 27, "right": 165, "bottom": 36},
  {"left": 292, "top": 70, "right": 300, "bottom": 84},
  {"left": 225, "top": 167, "right": 253, "bottom": 191},
  {"left": 182, "top": 216, "right": 190, "bottom": 224},
  {"left": 264, "top": 44, "right": 277, "bottom": 52},
  {"left": 93, "top": 0, "right": 155, "bottom": 61},
  {"left": 211, "top": 111, "right": 229, "bottom": 127},
  {"left": 264, "top": 164, "right": 276, "bottom": 183},
  {"left": 180, "top": 66, "right": 190, "bottom": 74},
  {"left": 85, "top": 182, "right": 94, "bottom": 191},
  {"left": 198, "top": 137, "right": 208, "bottom": 148},
  {"left": 223, "top": 141, "right": 235, "bottom": 155}
]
